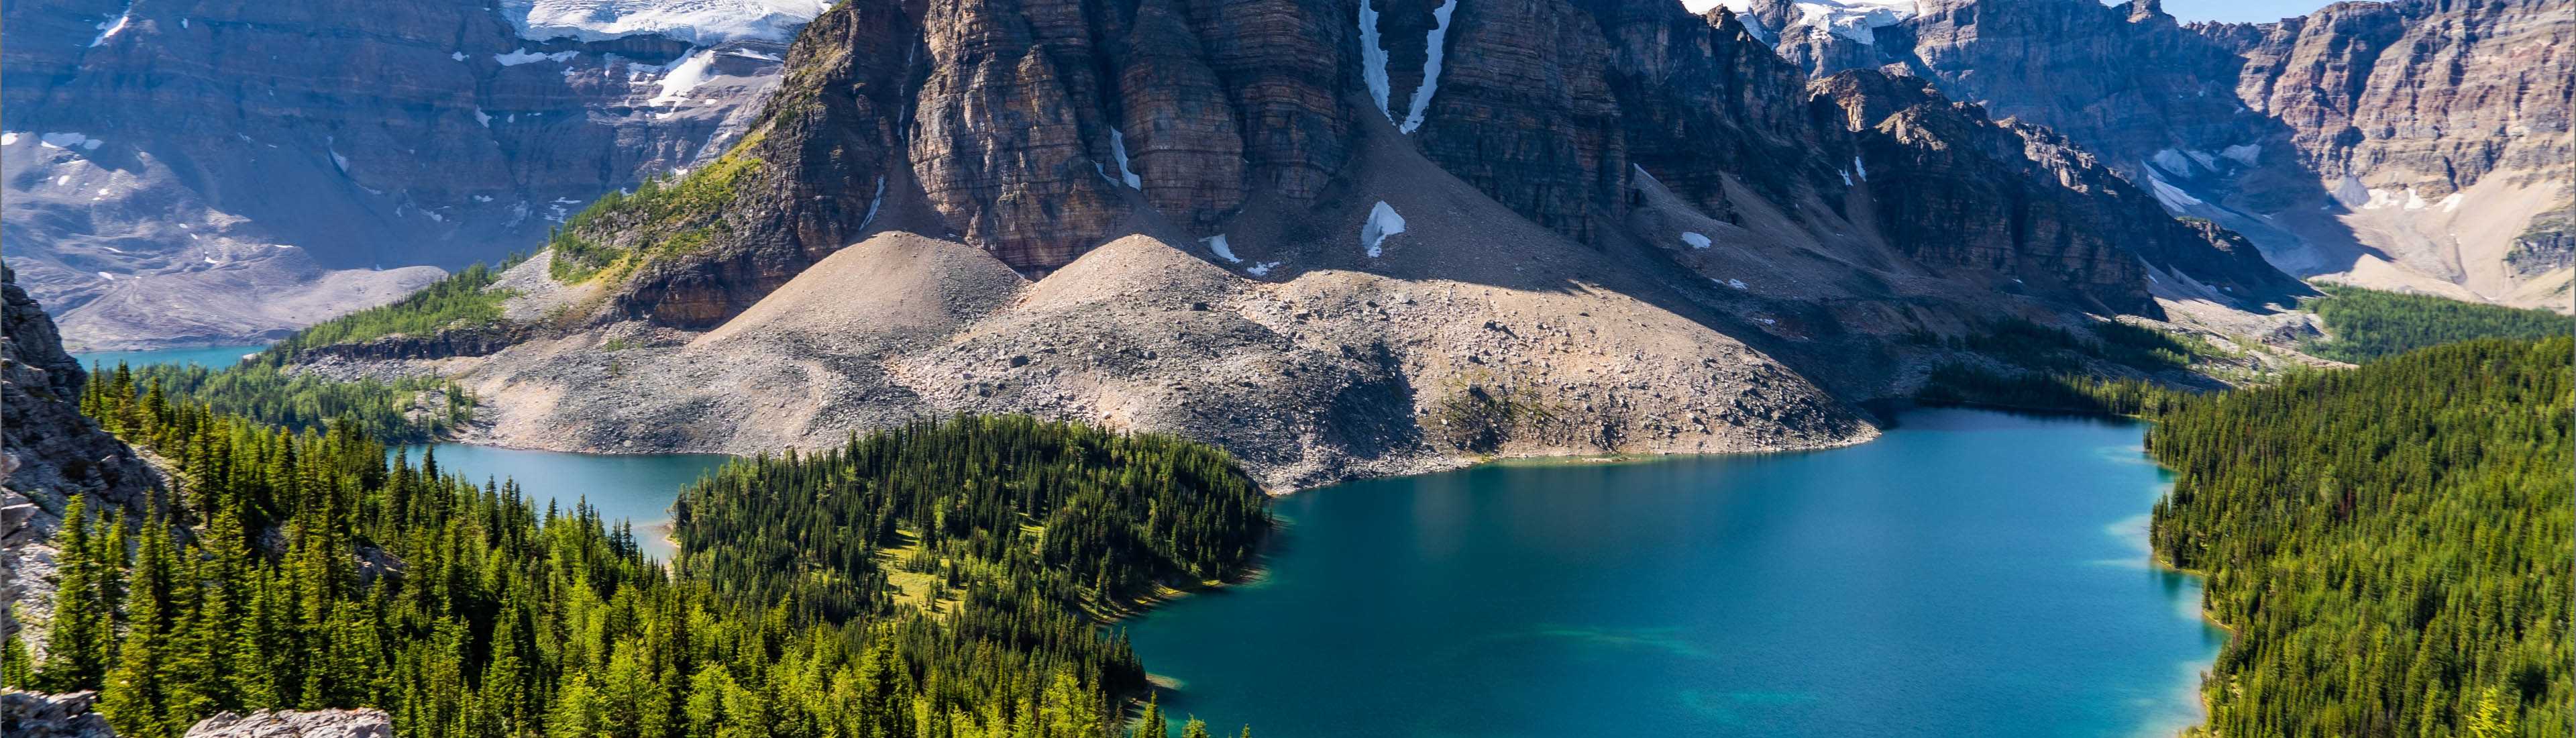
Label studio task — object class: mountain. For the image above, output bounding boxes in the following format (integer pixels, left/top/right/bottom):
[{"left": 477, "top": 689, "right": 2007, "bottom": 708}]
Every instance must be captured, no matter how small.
[
  {"left": 1, "top": 0, "right": 828, "bottom": 350},
  {"left": 269, "top": 0, "right": 2308, "bottom": 489},
  {"left": 1734, "top": 0, "right": 2573, "bottom": 309},
  {"left": 1, "top": 264, "right": 161, "bottom": 665}
]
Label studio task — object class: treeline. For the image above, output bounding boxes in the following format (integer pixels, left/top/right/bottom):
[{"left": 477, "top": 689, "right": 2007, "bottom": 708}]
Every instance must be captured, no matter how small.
[
  {"left": 1908, "top": 317, "right": 2214, "bottom": 374},
  {"left": 2148, "top": 337, "right": 2573, "bottom": 737},
  {"left": 1910, "top": 317, "right": 2216, "bottom": 415},
  {"left": 2303, "top": 285, "right": 2568, "bottom": 363},
  {"left": 13, "top": 379, "right": 1267, "bottom": 737},
  {"left": 93, "top": 362, "right": 470, "bottom": 443},
  {"left": 268, "top": 260, "right": 517, "bottom": 358},
  {"left": 548, "top": 134, "right": 764, "bottom": 283},
  {"left": 99, "top": 257, "right": 526, "bottom": 443},
  {"left": 1912, "top": 364, "right": 2188, "bottom": 417},
  {"left": 674, "top": 415, "right": 1272, "bottom": 621}
]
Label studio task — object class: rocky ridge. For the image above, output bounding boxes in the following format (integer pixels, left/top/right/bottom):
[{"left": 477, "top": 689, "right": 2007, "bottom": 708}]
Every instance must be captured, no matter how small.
[
  {"left": 286, "top": 0, "right": 2313, "bottom": 489},
  {"left": 4, "top": 0, "right": 824, "bottom": 350},
  {"left": 1750, "top": 0, "right": 2574, "bottom": 308}
]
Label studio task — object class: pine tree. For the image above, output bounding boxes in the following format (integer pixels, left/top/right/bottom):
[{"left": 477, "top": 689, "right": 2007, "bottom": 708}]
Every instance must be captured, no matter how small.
[
  {"left": 99, "top": 521, "right": 178, "bottom": 738},
  {"left": 1135, "top": 696, "right": 1167, "bottom": 738},
  {"left": 1, "top": 634, "right": 32, "bottom": 688},
  {"left": 36, "top": 496, "right": 109, "bottom": 692}
]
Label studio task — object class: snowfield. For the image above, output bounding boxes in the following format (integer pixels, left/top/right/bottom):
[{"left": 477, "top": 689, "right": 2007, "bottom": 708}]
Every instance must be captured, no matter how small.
[{"left": 502, "top": 0, "right": 830, "bottom": 45}]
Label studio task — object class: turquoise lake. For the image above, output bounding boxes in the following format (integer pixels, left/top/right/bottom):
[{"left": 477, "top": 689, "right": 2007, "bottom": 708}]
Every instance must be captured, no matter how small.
[
  {"left": 85, "top": 346, "right": 2214, "bottom": 737},
  {"left": 74, "top": 344, "right": 269, "bottom": 369},
  {"left": 1120, "top": 408, "right": 2222, "bottom": 737},
  {"left": 390, "top": 444, "right": 733, "bottom": 560}
]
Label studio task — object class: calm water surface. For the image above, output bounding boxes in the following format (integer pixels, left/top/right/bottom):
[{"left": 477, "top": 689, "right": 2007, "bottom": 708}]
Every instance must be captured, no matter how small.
[
  {"left": 78, "top": 347, "right": 2212, "bottom": 737},
  {"left": 73, "top": 344, "right": 268, "bottom": 369},
  {"left": 391, "top": 444, "right": 733, "bottom": 560},
  {"left": 1123, "top": 408, "right": 2222, "bottom": 737}
]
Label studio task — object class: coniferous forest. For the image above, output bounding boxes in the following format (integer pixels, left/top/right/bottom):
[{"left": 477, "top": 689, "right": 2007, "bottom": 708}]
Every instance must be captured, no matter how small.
[
  {"left": 8, "top": 377, "right": 1270, "bottom": 738},
  {"left": 2149, "top": 337, "right": 2573, "bottom": 737},
  {"left": 2301, "top": 286, "right": 2570, "bottom": 363}
]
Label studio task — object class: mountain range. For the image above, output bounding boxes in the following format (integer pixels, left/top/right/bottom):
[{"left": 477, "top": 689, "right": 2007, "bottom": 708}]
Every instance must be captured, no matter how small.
[
  {"left": 3, "top": 0, "right": 2566, "bottom": 486},
  {"left": 9, "top": 0, "right": 2561, "bottom": 354},
  {"left": 1739, "top": 0, "right": 2571, "bottom": 307}
]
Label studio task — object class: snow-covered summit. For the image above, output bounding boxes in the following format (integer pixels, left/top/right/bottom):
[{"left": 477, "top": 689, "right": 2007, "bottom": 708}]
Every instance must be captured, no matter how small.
[
  {"left": 500, "top": 0, "right": 832, "bottom": 45},
  {"left": 1709, "top": 0, "right": 1920, "bottom": 45}
]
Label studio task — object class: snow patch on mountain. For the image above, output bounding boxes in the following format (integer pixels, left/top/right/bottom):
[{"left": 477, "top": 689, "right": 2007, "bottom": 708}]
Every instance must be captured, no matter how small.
[
  {"left": 496, "top": 48, "right": 580, "bottom": 66},
  {"left": 90, "top": 4, "right": 134, "bottom": 47},
  {"left": 1398, "top": 0, "right": 1457, "bottom": 134},
  {"left": 647, "top": 48, "right": 722, "bottom": 105},
  {"left": 1358, "top": 0, "right": 1393, "bottom": 123},
  {"left": 1110, "top": 129, "right": 1142, "bottom": 189},
  {"left": 38, "top": 133, "right": 102, "bottom": 151},
  {"left": 1361, "top": 201, "right": 1405, "bottom": 258},
  {"left": 1718, "top": 0, "right": 1917, "bottom": 45},
  {"left": 500, "top": 0, "right": 830, "bottom": 45},
  {"left": 2220, "top": 144, "right": 2261, "bottom": 166},
  {"left": 2145, "top": 170, "right": 2203, "bottom": 210},
  {"left": 1202, "top": 234, "right": 1241, "bottom": 263}
]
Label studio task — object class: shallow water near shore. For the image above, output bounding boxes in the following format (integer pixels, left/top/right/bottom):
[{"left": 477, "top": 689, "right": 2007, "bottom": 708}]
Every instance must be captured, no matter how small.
[
  {"left": 390, "top": 443, "right": 733, "bottom": 560},
  {"left": 73, "top": 344, "right": 268, "bottom": 370},
  {"left": 1121, "top": 408, "right": 2223, "bottom": 737}
]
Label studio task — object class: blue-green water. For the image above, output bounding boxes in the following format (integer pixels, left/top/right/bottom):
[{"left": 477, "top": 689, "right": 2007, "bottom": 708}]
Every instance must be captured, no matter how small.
[
  {"left": 390, "top": 444, "right": 733, "bottom": 560},
  {"left": 72, "top": 344, "right": 269, "bottom": 370},
  {"left": 1123, "top": 409, "right": 2222, "bottom": 737}
]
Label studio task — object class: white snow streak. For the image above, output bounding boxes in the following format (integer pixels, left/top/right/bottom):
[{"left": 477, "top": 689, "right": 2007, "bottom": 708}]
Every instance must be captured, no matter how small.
[
  {"left": 860, "top": 175, "right": 886, "bottom": 228},
  {"left": 1110, "top": 129, "right": 1142, "bottom": 189},
  {"left": 1358, "top": 0, "right": 1393, "bottom": 123},
  {"left": 0, "top": 133, "right": 17, "bottom": 146},
  {"left": 90, "top": 5, "right": 133, "bottom": 47},
  {"left": 1680, "top": 232, "right": 1711, "bottom": 250},
  {"left": 495, "top": 48, "right": 580, "bottom": 66},
  {"left": 1397, "top": 0, "right": 1456, "bottom": 134},
  {"left": 1246, "top": 261, "right": 1281, "bottom": 276}
]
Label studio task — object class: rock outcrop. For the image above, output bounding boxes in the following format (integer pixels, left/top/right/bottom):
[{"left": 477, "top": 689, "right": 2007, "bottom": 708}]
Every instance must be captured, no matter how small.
[
  {"left": 0, "top": 690, "right": 115, "bottom": 738},
  {"left": 1, "top": 262, "right": 159, "bottom": 678},
  {"left": 184, "top": 709, "right": 396, "bottom": 738},
  {"left": 3, "top": 264, "right": 159, "bottom": 514}
]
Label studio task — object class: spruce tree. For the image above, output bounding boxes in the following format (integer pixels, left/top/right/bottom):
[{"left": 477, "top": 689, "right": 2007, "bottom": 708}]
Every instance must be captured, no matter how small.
[{"left": 37, "top": 496, "right": 110, "bottom": 692}]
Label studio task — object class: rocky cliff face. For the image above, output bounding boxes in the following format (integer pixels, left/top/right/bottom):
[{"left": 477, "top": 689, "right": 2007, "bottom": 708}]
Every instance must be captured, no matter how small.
[
  {"left": 1750, "top": 0, "right": 2573, "bottom": 308},
  {"left": 2, "top": 265, "right": 159, "bottom": 518},
  {"left": 1, "top": 263, "right": 160, "bottom": 662},
  {"left": 3, "top": 0, "right": 822, "bottom": 350},
  {"left": 286, "top": 0, "right": 2312, "bottom": 488},
  {"left": 568, "top": 0, "right": 2290, "bottom": 329}
]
